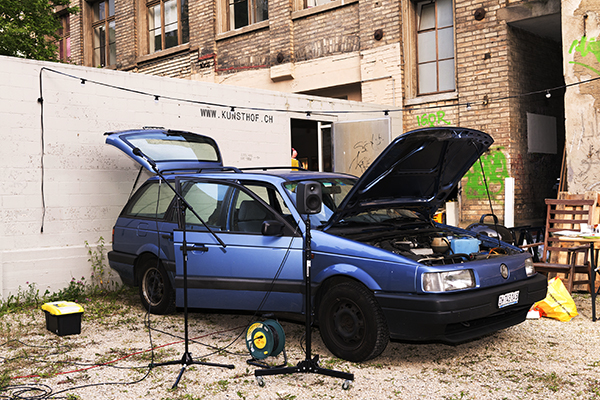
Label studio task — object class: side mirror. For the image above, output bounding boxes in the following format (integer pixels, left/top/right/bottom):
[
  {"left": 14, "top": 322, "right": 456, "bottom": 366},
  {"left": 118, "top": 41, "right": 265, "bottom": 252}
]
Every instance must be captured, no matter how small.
[{"left": 262, "top": 220, "right": 285, "bottom": 236}]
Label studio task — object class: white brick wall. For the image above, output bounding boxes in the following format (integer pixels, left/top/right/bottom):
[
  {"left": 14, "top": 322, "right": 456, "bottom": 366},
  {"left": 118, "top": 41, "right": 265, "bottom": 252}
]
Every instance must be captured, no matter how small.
[
  {"left": 360, "top": 43, "right": 403, "bottom": 107},
  {"left": 0, "top": 56, "right": 399, "bottom": 299}
]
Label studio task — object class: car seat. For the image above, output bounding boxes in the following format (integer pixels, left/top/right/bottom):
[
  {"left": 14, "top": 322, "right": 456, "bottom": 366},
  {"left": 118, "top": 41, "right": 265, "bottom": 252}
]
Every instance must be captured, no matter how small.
[{"left": 237, "top": 201, "right": 268, "bottom": 233}]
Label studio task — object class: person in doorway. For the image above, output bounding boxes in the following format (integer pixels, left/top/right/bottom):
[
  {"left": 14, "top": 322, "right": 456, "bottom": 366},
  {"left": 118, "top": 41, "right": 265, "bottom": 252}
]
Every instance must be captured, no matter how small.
[{"left": 291, "top": 148, "right": 300, "bottom": 170}]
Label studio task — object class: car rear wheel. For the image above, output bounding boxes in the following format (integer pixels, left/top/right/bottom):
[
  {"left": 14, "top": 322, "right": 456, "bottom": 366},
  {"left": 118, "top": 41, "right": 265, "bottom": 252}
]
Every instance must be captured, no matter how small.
[
  {"left": 139, "top": 258, "right": 175, "bottom": 315},
  {"left": 318, "top": 280, "right": 389, "bottom": 362}
]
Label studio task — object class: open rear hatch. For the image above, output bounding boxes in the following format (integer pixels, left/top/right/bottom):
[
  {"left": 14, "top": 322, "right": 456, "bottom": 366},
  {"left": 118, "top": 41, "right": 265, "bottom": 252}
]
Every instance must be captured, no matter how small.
[{"left": 105, "top": 128, "right": 223, "bottom": 174}]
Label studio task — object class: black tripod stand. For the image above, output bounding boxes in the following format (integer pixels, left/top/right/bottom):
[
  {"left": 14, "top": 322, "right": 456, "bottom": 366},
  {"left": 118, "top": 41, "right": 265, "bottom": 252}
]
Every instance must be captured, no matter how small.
[
  {"left": 151, "top": 222, "right": 235, "bottom": 388},
  {"left": 132, "top": 148, "right": 234, "bottom": 388},
  {"left": 253, "top": 183, "right": 354, "bottom": 388}
]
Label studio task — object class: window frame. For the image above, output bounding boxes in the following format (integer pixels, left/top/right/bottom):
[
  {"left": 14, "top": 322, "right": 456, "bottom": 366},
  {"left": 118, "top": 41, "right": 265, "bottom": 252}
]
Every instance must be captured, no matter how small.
[
  {"left": 415, "top": 0, "right": 456, "bottom": 96},
  {"left": 146, "top": 0, "right": 190, "bottom": 54},
  {"left": 56, "top": 12, "right": 71, "bottom": 62},
  {"left": 220, "top": 0, "right": 268, "bottom": 32},
  {"left": 91, "top": 0, "right": 116, "bottom": 67},
  {"left": 175, "top": 178, "right": 298, "bottom": 236}
]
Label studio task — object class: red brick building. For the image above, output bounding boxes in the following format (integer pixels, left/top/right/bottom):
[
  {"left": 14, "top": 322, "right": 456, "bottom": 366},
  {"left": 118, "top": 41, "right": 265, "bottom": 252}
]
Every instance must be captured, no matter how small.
[{"left": 62, "top": 0, "right": 570, "bottom": 226}]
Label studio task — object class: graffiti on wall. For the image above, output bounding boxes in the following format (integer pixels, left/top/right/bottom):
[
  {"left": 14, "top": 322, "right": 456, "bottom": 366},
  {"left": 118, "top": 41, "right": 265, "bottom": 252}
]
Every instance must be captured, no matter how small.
[
  {"left": 569, "top": 36, "right": 600, "bottom": 75},
  {"left": 463, "top": 148, "right": 509, "bottom": 200},
  {"left": 348, "top": 133, "right": 383, "bottom": 174},
  {"left": 417, "top": 110, "right": 451, "bottom": 127},
  {"left": 349, "top": 132, "right": 386, "bottom": 174}
]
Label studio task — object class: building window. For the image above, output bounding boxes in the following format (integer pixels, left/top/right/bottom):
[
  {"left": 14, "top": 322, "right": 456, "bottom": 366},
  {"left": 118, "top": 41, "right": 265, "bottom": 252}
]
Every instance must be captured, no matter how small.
[
  {"left": 416, "top": 0, "right": 455, "bottom": 95},
  {"left": 228, "top": 0, "right": 267, "bottom": 30},
  {"left": 92, "top": 0, "right": 116, "bottom": 67},
  {"left": 147, "top": 0, "right": 189, "bottom": 53},
  {"left": 57, "top": 13, "right": 71, "bottom": 62},
  {"left": 305, "top": 0, "right": 332, "bottom": 7}
]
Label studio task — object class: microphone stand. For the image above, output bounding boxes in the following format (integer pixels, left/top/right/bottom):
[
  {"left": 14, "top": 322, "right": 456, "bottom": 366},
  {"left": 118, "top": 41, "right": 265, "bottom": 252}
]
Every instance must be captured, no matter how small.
[
  {"left": 132, "top": 148, "right": 234, "bottom": 388},
  {"left": 253, "top": 215, "right": 354, "bottom": 389}
]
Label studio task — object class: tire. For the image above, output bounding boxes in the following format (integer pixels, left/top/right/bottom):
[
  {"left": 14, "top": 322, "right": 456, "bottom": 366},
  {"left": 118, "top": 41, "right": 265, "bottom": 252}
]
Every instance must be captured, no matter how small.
[
  {"left": 317, "top": 280, "right": 389, "bottom": 362},
  {"left": 138, "top": 258, "right": 176, "bottom": 315}
]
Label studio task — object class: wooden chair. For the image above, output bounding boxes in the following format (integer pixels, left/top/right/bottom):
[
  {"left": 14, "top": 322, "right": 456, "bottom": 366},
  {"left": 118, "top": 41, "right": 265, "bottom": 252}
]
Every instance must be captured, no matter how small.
[{"left": 523, "top": 199, "right": 595, "bottom": 293}]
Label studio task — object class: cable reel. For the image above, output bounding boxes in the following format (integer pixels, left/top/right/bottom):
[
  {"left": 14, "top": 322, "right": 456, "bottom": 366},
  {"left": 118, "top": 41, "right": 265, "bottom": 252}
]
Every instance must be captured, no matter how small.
[{"left": 245, "top": 319, "right": 285, "bottom": 360}]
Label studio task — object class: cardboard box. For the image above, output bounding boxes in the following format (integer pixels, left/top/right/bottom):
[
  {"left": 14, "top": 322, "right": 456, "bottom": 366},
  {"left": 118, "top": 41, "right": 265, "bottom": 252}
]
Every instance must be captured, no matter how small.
[{"left": 41, "top": 301, "right": 84, "bottom": 336}]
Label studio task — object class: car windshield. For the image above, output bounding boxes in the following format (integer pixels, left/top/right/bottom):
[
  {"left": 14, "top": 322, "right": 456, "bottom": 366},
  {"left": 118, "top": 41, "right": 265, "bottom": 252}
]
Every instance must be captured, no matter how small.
[{"left": 283, "top": 178, "right": 355, "bottom": 226}]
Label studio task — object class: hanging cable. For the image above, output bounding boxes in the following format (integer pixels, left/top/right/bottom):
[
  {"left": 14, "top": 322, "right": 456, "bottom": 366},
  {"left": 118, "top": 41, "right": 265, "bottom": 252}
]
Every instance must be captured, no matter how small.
[
  {"left": 38, "top": 69, "right": 46, "bottom": 233},
  {"left": 38, "top": 66, "right": 600, "bottom": 118}
]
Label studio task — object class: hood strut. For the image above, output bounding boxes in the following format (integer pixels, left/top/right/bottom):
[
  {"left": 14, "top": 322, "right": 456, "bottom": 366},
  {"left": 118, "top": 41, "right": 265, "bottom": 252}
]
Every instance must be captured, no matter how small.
[{"left": 477, "top": 153, "right": 502, "bottom": 248}]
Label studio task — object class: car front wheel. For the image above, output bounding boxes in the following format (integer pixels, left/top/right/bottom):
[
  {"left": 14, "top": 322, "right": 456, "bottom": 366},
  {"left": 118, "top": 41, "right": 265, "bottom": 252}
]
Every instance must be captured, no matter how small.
[
  {"left": 318, "top": 280, "right": 389, "bottom": 362},
  {"left": 138, "top": 258, "right": 175, "bottom": 315}
]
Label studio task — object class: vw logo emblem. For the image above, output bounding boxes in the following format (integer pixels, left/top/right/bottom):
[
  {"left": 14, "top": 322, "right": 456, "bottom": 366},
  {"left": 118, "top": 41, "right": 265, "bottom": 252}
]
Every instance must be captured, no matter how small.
[{"left": 500, "top": 263, "right": 509, "bottom": 279}]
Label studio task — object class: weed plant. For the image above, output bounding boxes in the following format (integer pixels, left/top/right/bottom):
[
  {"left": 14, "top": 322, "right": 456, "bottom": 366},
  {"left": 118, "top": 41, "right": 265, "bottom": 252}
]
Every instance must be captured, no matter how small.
[{"left": 0, "top": 237, "right": 124, "bottom": 318}]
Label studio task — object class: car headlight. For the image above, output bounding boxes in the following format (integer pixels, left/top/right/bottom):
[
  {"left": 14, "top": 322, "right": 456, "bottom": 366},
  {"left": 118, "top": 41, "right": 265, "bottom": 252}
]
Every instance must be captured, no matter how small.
[
  {"left": 524, "top": 257, "right": 536, "bottom": 277},
  {"left": 422, "top": 269, "right": 475, "bottom": 292}
]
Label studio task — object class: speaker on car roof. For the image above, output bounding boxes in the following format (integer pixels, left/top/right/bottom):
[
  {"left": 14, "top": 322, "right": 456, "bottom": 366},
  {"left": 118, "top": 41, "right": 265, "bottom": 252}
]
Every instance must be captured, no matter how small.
[{"left": 296, "top": 181, "right": 322, "bottom": 214}]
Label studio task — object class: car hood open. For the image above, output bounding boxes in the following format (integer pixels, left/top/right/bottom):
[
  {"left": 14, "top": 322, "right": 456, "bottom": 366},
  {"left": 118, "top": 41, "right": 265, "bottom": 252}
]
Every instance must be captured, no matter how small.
[
  {"left": 105, "top": 129, "right": 223, "bottom": 173},
  {"left": 326, "top": 127, "right": 493, "bottom": 226}
]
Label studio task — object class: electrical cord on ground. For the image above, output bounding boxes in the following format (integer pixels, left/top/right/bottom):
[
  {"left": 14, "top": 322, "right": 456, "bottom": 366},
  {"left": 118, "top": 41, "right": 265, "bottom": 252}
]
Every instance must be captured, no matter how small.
[
  {"left": 1, "top": 358, "right": 152, "bottom": 400},
  {"left": 1, "top": 383, "right": 54, "bottom": 400}
]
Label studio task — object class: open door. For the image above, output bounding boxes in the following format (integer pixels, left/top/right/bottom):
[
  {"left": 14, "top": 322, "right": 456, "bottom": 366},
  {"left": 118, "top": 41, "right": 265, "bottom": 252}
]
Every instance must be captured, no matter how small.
[
  {"left": 332, "top": 118, "right": 391, "bottom": 176},
  {"left": 291, "top": 119, "right": 333, "bottom": 172}
]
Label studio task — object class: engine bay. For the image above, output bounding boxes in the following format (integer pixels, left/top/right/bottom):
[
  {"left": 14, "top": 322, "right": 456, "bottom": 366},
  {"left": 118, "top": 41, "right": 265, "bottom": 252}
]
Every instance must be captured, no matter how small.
[{"left": 341, "top": 226, "right": 518, "bottom": 266}]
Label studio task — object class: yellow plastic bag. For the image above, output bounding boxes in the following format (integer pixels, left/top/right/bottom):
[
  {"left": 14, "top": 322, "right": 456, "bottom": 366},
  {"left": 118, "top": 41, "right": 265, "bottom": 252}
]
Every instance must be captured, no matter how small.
[{"left": 534, "top": 277, "right": 578, "bottom": 322}]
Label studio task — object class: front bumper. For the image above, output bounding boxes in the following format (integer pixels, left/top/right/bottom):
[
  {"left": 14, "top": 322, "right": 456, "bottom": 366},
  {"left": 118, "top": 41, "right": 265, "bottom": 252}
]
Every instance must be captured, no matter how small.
[{"left": 375, "top": 273, "right": 547, "bottom": 344}]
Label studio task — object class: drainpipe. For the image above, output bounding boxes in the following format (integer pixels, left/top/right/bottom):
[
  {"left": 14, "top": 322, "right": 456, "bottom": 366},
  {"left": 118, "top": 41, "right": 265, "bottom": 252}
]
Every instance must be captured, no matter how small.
[{"left": 505, "top": 177, "right": 515, "bottom": 228}]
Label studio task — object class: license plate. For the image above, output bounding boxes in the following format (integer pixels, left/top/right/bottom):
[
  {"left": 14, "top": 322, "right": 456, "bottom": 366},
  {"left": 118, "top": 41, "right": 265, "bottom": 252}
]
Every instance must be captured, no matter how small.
[{"left": 498, "top": 290, "right": 520, "bottom": 308}]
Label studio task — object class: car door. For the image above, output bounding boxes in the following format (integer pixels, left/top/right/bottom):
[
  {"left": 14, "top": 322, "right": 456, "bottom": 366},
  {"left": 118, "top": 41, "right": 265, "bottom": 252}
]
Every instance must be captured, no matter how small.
[
  {"left": 112, "top": 179, "right": 179, "bottom": 265},
  {"left": 172, "top": 178, "right": 304, "bottom": 313}
]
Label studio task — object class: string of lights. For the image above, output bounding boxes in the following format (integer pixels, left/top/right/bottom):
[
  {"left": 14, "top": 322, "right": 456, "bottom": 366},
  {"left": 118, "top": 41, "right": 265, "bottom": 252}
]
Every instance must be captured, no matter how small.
[
  {"left": 38, "top": 66, "right": 600, "bottom": 117},
  {"left": 35, "top": 66, "right": 600, "bottom": 233}
]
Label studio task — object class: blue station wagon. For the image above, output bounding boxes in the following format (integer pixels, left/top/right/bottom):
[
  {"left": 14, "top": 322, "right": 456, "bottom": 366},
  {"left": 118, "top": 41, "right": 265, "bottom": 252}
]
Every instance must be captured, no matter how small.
[{"left": 106, "top": 127, "right": 547, "bottom": 362}]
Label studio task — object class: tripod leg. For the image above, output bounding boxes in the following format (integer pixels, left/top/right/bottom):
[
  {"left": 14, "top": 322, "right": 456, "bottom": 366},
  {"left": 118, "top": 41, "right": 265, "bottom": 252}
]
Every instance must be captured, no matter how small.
[{"left": 172, "top": 364, "right": 187, "bottom": 389}]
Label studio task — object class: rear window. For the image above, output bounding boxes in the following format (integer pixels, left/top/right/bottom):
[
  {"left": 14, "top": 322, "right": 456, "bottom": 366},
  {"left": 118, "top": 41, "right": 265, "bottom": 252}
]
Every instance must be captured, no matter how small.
[{"left": 124, "top": 132, "right": 221, "bottom": 163}]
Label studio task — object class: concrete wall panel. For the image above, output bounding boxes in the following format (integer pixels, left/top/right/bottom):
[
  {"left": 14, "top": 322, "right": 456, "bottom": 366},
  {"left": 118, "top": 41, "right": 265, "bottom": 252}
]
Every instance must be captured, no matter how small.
[{"left": 0, "top": 56, "right": 396, "bottom": 299}]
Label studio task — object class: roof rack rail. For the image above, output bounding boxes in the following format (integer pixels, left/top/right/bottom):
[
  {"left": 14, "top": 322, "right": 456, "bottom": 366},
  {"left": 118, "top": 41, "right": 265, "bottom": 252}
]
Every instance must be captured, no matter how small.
[
  {"left": 158, "top": 166, "right": 242, "bottom": 175},
  {"left": 143, "top": 126, "right": 165, "bottom": 130},
  {"left": 201, "top": 166, "right": 242, "bottom": 173},
  {"left": 239, "top": 166, "right": 308, "bottom": 172}
]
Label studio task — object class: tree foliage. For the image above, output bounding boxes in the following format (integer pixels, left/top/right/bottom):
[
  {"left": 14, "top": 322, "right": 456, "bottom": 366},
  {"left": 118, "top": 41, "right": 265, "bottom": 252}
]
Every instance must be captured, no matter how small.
[{"left": 0, "top": 0, "right": 79, "bottom": 61}]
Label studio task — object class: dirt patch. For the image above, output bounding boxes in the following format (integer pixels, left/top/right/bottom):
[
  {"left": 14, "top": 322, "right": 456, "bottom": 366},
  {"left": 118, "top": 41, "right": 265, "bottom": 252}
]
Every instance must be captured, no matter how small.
[{"left": 1, "top": 291, "right": 600, "bottom": 399}]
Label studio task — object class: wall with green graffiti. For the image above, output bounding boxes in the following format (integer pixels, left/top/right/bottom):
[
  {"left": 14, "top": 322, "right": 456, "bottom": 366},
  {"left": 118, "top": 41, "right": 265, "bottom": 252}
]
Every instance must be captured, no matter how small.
[{"left": 463, "top": 148, "right": 509, "bottom": 201}]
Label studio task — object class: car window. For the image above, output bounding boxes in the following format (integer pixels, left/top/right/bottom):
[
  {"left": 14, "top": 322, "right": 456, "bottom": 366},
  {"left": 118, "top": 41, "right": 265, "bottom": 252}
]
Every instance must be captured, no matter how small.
[
  {"left": 125, "top": 132, "right": 221, "bottom": 162},
  {"left": 182, "top": 182, "right": 230, "bottom": 230},
  {"left": 245, "top": 183, "right": 292, "bottom": 216},
  {"left": 178, "top": 180, "right": 289, "bottom": 234},
  {"left": 123, "top": 181, "right": 175, "bottom": 219},
  {"left": 231, "top": 189, "right": 277, "bottom": 233}
]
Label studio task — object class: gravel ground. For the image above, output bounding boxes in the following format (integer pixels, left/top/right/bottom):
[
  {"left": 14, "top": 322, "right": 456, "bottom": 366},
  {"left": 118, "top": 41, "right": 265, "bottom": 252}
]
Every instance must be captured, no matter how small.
[{"left": 1, "top": 290, "right": 600, "bottom": 400}]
